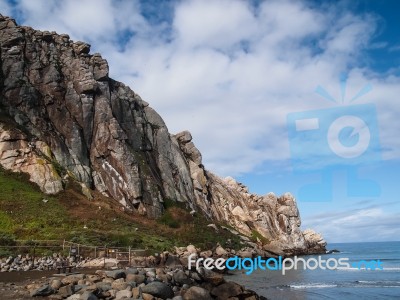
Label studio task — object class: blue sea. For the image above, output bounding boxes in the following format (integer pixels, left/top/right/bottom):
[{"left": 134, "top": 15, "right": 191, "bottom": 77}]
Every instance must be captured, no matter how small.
[{"left": 229, "top": 242, "right": 400, "bottom": 299}]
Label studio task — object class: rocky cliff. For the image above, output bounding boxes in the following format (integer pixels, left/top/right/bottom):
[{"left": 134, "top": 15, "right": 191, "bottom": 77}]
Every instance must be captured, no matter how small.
[{"left": 0, "top": 15, "right": 326, "bottom": 255}]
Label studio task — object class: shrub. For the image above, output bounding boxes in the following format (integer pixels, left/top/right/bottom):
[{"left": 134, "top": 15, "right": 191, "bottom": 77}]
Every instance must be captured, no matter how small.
[
  {"left": 0, "top": 232, "right": 16, "bottom": 246},
  {"left": 157, "top": 211, "right": 180, "bottom": 228},
  {"left": 251, "top": 229, "right": 270, "bottom": 244}
]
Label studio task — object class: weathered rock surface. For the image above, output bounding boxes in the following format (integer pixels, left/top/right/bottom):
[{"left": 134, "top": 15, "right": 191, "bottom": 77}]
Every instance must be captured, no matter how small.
[
  {"left": 0, "top": 124, "right": 63, "bottom": 194},
  {"left": 0, "top": 15, "right": 326, "bottom": 254}
]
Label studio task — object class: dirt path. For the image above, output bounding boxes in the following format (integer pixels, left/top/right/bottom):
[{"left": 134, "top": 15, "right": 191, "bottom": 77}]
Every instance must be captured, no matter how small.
[{"left": 0, "top": 268, "right": 97, "bottom": 283}]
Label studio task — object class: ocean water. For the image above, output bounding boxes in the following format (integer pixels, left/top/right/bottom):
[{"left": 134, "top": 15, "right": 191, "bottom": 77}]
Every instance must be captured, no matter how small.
[{"left": 229, "top": 241, "right": 400, "bottom": 299}]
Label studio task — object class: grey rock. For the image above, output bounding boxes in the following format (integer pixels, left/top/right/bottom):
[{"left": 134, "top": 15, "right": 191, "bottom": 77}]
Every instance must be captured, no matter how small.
[
  {"left": 126, "top": 273, "right": 145, "bottom": 284},
  {"left": 165, "top": 255, "right": 182, "bottom": 267},
  {"left": 115, "top": 289, "right": 133, "bottom": 299},
  {"left": 105, "top": 269, "right": 126, "bottom": 279},
  {"left": 73, "top": 284, "right": 88, "bottom": 293},
  {"left": 30, "top": 284, "right": 54, "bottom": 297},
  {"left": 58, "top": 285, "right": 74, "bottom": 297},
  {"left": 126, "top": 281, "right": 137, "bottom": 288},
  {"left": 50, "top": 279, "right": 62, "bottom": 290},
  {"left": 183, "top": 286, "right": 212, "bottom": 300},
  {"left": 141, "top": 281, "right": 174, "bottom": 299},
  {"left": 111, "top": 278, "right": 128, "bottom": 290},
  {"left": 125, "top": 268, "right": 139, "bottom": 275},
  {"left": 211, "top": 281, "right": 243, "bottom": 298},
  {"left": 173, "top": 270, "right": 191, "bottom": 285},
  {"left": 62, "top": 274, "right": 86, "bottom": 285},
  {"left": 197, "top": 268, "right": 225, "bottom": 286},
  {"left": 80, "top": 291, "right": 98, "bottom": 300},
  {"left": 95, "top": 282, "right": 112, "bottom": 292},
  {"left": 66, "top": 295, "right": 81, "bottom": 300}
]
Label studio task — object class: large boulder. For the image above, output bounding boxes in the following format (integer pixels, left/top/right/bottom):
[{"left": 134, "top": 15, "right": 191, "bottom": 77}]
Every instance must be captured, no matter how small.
[
  {"left": 183, "top": 286, "right": 213, "bottom": 300},
  {"left": 30, "top": 284, "right": 54, "bottom": 297},
  {"left": 141, "top": 281, "right": 174, "bottom": 299},
  {"left": 211, "top": 282, "right": 244, "bottom": 299}
]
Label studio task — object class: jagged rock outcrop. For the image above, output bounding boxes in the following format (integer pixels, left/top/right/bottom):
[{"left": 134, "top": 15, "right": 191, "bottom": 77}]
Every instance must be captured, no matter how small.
[
  {"left": 0, "top": 15, "right": 326, "bottom": 255},
  {"left": 0, "top": 123, "right": 63, "bottom": 194}
]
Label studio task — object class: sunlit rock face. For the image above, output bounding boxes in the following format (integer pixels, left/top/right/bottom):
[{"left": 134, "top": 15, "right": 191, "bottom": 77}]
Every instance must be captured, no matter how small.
[{"left": 0, "top": 15, "right": 326, "bottom": 254}]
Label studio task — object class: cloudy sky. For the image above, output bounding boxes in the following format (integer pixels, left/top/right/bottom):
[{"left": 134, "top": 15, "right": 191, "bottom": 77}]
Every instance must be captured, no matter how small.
[{"left": 1, "top": 0, "right": 399, "bottom": 243}]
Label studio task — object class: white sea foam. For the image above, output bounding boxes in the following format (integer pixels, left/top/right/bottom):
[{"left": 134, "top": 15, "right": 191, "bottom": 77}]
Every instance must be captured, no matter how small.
[
  {"left": 290, "top": 284, "right": 337, "bottom": 289},
  {"left": 336, "top": 267, "right": 393, "bottom": 271},
  {"left": 356, "top": 280, "right": 400, "bottom": 288}
]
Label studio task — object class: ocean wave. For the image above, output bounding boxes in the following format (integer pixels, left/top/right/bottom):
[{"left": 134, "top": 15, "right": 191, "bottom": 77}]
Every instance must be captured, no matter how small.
[
  {"left": 356, "top": 280, "right": 400, "bottom": 287},
  {"left": 286, "top": 281, "right": 400, "bottom": 290},
  {"left": 274, "top": 280, "right": 400, "bottom": 291},
  {"left": 337, "top": 267, "right": 400, "bottom": 271},
  {"left": 289, "top": 283, "right": 337, "bottom": 289}
]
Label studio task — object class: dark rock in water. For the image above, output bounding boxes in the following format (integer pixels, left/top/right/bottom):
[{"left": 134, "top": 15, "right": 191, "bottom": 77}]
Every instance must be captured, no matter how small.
[
  {"left": 326, "top": 249, "right": 340, "bottom": 254},
  {"left": 141, "top": 281, "right": 174, "bottom": 299}
]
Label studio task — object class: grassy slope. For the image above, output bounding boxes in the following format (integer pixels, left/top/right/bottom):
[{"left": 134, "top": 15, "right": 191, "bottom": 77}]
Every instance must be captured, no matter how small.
[{"left": 0, "top": 167, "right": 241, "bottom": 253}]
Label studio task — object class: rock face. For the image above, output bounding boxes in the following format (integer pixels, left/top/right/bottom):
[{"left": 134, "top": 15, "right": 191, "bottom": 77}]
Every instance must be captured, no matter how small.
[
  {"left": 0, "top": 15, "right": 326, "bottom": 254},
  {"left": 0, "top": 124, "right": 63, "bottom": 194}
]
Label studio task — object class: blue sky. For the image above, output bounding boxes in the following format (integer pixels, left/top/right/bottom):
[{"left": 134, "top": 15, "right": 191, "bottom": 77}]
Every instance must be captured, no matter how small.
[{"left": 1, "top": 0, "right": 399, "bottom": 243}]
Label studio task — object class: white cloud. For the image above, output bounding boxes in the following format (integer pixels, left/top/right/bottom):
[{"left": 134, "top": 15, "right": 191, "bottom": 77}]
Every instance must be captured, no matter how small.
[
  {"left": 5, "top": 0, "right": 400, "bottom": 176},
  {"left": 0, "top": 1, "right": 12, "bottom": 16},
  {"left": 302, "top": 203, "right": 400, "bottom": 242},
  {"left": 321, "top": 13, "right": 375, "bottom": 55},
  {"left": 258, "top": 0, "right": 325, "bottom": 43},
  {"left": 173, "top": 0, "right": 257, "bottom": 49},
  {"left": 14, "top": 0, "right": 147, "bottom": 45}
]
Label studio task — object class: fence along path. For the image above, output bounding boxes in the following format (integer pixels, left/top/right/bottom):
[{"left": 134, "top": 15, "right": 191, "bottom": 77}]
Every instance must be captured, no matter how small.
[{"left": 0, "top": 239, "right": 149, "bottom": 267}]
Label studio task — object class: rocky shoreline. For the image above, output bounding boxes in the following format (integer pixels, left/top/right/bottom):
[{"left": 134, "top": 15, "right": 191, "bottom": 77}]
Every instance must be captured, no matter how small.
[
  {"left": 0, "top": 242, "right": 335, "bottom": 299},
  {"left": 22, "top": 266, "right": 265, "bottom": 300},
  {"left": 0, "top": 245, "right": 268, "bottom": 300}
]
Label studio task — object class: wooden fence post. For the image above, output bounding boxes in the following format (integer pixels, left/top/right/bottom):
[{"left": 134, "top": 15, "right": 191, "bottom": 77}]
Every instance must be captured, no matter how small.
[{"left": 104, "top": 245, "right": 106, "bottom": 268}]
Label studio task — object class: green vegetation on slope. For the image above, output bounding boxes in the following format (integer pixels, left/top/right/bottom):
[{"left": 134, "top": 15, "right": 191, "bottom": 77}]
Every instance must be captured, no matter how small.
[{"left": 0, "top": 167, "right": 241, "bottom": 253}]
